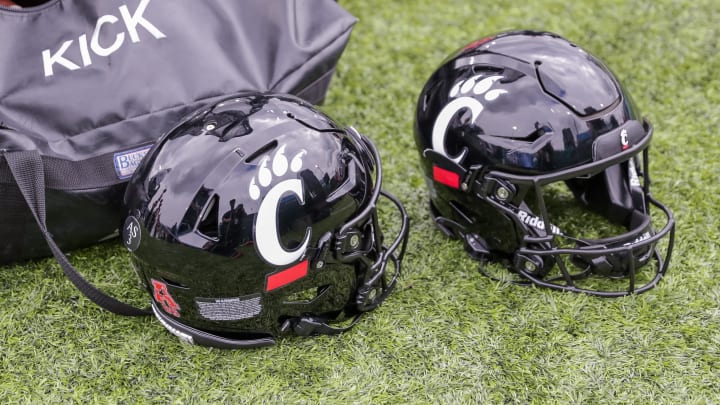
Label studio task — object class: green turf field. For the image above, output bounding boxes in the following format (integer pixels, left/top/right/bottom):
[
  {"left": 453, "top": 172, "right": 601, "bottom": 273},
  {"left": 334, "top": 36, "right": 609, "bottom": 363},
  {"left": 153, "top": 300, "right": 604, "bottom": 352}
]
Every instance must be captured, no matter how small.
[{"left": 2, "top": 0, "right": 719, "bottom": 403}]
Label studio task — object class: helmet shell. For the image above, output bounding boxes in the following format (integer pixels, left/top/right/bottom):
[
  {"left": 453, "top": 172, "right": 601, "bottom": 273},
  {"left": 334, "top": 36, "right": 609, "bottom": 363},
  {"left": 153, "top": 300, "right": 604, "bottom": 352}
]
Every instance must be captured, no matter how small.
[
  {"left": 415, "top": 30, "right": 641, "bottom": 175},
  {"left": 413, "top": 31, "right": 675, "bottom": 296},
  {"left": 124, "top": 93, "right": 374, "bottom": 338}
]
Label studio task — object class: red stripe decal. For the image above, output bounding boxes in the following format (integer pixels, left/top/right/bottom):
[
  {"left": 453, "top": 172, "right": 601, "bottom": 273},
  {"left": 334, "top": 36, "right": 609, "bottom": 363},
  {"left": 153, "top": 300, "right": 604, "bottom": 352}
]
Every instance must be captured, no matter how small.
[
  {"left": 266, "top": 260, "right": 309, "bottom": 291},
  {"left": 433, "top": 165, "right": 461, "bottom": 189},
  {"left": 463, "top": 36, "right": 493, "bottom": 51}
]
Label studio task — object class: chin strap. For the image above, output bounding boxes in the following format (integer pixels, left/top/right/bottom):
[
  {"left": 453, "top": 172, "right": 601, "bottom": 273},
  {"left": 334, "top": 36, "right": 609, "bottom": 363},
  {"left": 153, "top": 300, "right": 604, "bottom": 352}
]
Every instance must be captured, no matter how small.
[
  {"left": 4, "top": 150, "right": 150, "bottom": 316},
  {"left": 280, "top": 313, "right": 365, "bottom": 337}
]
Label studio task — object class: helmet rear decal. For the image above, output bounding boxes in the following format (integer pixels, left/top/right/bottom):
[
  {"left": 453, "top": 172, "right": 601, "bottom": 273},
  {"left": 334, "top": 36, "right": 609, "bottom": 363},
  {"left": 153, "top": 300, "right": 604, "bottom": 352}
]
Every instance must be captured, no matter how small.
[
  {"left": 151, "top": 279, "right": 181, "bottom": 317},
  {"left": 123, "top": 216, "right": 142, "bottom": 252}
]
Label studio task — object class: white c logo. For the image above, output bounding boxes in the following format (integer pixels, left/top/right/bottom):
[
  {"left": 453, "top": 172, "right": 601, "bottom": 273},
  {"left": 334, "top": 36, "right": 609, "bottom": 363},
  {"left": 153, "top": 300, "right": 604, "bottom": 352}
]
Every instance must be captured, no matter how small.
[
  {"left": 431, "top": 75, "right": 507, "bottom": 164},
  {"left": 255, "top": 178, "right": 311, "bottom": 266},
  {"left": 431, "top": 97, "right": 485, "bottom": 163},
  {"left": 620, "top": 129, "right": 629, "bottom": 149}
]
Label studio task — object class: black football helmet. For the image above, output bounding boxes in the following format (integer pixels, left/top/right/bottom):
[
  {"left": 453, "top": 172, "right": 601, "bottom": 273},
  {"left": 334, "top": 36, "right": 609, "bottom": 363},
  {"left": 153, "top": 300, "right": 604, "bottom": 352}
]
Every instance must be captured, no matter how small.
[
  {"left": 414, "top": 31, "right": 675, "bottom": 296},
  {"left": 123, "top": 92, "right": 409, "bottom": 348}
]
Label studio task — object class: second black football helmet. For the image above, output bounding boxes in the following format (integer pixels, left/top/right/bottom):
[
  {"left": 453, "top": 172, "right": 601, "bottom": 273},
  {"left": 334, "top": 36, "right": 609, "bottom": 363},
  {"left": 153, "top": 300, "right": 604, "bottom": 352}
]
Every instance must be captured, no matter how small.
[{"left": 414, "top": 31, "right": 675, "bottom": 296}]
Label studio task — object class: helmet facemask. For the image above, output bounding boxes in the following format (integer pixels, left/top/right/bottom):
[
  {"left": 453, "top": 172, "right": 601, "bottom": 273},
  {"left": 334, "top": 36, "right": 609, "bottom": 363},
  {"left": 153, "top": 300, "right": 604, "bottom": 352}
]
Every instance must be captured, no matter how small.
[{"left": 463, "top": 121, "right": 675, "bottom": 296}]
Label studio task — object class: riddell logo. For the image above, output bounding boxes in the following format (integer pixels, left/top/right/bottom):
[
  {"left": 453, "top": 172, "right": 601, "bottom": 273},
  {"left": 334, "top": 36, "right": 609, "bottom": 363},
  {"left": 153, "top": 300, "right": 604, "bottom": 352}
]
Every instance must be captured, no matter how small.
[
  {"left": 623, "top": 231, "right": 651, "bottom": 246},
  {"left": 42, "top": 0, "right": 166, "bottom": 77},
  {"left": 517, "top": 210, "right": 562, "bottom": 235}
]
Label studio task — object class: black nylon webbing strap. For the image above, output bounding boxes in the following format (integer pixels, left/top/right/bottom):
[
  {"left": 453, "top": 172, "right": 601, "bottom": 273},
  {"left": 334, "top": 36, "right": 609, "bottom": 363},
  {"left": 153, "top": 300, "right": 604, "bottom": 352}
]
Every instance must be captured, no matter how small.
[
  {"left": 4, "top": 150, "right": 149, "bottom": 316},
  {"left": 0, "top": 143, "right": 142, "bottom": 190},
  {"left": 281, "top": 313, "right": 364, "bottom": 337}
]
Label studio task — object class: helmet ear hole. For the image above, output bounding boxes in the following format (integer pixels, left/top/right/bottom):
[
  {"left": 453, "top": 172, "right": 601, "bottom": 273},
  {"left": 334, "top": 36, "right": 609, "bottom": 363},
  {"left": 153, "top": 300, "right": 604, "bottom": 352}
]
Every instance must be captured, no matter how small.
[
  {"left": 196, "top": 194, "right": 220, "bottom": 239},
  {"left": 565, "top": 163, "right": 635, "bottom": 227}
]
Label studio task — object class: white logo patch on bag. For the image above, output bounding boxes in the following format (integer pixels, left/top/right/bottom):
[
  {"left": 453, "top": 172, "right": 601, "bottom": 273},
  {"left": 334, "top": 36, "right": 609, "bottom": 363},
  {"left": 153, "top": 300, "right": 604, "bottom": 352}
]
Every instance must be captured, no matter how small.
[{"left": 114, "top": 144, "right": 152, "bottom": 179}]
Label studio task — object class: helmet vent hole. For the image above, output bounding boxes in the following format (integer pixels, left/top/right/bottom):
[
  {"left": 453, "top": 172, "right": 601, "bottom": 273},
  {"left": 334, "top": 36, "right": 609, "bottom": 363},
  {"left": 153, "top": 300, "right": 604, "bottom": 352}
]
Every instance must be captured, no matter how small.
[
  {"left": 197, "top": 194, "right": 220, "bottom": 240},
  {"left": 519, "top": 126, "right": 550, "bottom": 143},
  {"left": 160, "top": 277, "right": 188, "bottom": 289},
  {"left": 244, "top": 140, "right": 278, "bottom": 163},
  {"left": 471, "top": 65, "right": 503, "bottom": 74}
]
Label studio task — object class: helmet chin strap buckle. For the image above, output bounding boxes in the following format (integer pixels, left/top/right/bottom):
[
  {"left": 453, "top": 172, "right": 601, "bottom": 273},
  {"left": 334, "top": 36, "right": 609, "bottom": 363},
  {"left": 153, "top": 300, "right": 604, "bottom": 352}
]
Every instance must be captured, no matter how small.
[
  {"left": 570, "top": 250, "right": 633, "bottom": 278},
  {"left": 281, "top": 314, "right": 363, "bottom": 337},
  {"left": 590, "top": 256, "right": 615, "bottom": 276},
  {"left": 281, "top": 316, "right": 331, "bottom": 336},
  {"left": 589, "top": 253, "right": 634, "bottom": 278}
]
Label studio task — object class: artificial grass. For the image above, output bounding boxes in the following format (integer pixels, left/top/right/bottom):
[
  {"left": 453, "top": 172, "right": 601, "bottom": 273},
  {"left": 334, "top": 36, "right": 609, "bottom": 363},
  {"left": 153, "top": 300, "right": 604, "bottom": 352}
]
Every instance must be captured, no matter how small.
[{"left": 2, "top": 0, "right": 719, "bottom": 402}]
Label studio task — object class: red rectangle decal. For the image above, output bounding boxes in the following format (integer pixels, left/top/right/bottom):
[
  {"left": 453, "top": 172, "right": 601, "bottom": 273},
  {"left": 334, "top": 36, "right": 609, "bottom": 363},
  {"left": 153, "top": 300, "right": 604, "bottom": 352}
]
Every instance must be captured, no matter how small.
[
  {"left": 433, "top": 165, "right": 460, "bottom": 189},
  {"left": 266, "top": 260, "right": 309, "bottom": 291}
]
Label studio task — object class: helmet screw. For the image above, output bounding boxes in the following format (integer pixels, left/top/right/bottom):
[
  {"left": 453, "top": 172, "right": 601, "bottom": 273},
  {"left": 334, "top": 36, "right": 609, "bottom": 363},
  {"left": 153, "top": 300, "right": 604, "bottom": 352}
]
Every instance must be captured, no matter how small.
[
  {"left": 524, "top": 260, "right": 536, "bottom": 272},
  {"left": 367, "top": 288, "right": 378, "bottom": 302},
  {"left": 205, "top": 123, "right": 216, "bottom": 131},
  {"left": 496, "top": 186, "right": 510, "bottom": 201},
  {"left": 349, "top": 235, "right": 360, "bottom": 248}
]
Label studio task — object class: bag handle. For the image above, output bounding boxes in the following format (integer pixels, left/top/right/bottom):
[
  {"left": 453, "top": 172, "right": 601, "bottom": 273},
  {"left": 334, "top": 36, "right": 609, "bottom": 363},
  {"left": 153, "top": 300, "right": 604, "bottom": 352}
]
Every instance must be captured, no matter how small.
[{"left": 3, "top": 150, "right": 149, "bottom": 316}]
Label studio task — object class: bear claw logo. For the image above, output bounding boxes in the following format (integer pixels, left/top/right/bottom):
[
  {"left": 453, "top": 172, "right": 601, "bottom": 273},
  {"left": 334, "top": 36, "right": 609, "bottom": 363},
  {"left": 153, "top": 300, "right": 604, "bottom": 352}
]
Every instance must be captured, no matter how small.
[
  {"left": 249, "top": 145, "right": 306, "bottom": 200},
  {"left": 250, "top": 145, "right": 311, "bottom": 268},
  {"left": 432, "top": 75, "right": 508, "bottom": 164},
  {"left": 449, "top": 75, "right": 507, "bottom": 101}
]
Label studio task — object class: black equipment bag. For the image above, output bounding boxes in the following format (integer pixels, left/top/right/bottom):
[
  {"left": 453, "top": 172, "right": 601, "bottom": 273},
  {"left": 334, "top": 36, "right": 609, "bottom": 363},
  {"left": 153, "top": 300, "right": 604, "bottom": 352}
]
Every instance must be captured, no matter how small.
[{"left": 0, "top": 0, "right": 357, "bottom": 264}]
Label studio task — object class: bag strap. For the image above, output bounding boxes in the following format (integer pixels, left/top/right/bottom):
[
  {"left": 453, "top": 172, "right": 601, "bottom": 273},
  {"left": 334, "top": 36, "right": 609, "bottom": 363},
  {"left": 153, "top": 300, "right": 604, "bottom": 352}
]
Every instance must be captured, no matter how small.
[{"left": 3, "top": 150, "right": 149, "bottom": 316}]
